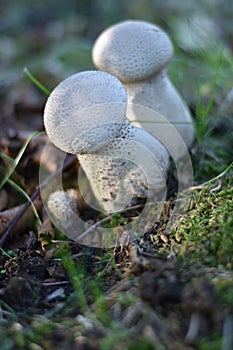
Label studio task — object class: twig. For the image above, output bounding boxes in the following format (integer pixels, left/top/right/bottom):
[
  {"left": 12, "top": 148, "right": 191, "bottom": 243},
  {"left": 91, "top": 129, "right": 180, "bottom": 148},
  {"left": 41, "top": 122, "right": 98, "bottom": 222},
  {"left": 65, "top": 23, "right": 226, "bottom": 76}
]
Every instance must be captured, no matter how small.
[
  {"left": 0, "top": 154, "right": 76, "bottom": 247},
  {"left": 77, "top": 201, "right": 159, "bottom": 241},
  {"left": 183, "top": 161, "right": 232, "bottom": 194}
]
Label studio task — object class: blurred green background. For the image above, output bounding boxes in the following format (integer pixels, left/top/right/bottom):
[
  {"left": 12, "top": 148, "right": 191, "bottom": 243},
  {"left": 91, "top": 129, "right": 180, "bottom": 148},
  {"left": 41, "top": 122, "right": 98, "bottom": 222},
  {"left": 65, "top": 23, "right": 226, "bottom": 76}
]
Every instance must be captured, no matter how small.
[
  {"left": 1, "top": 0, "right": 233, "bottom": 181},
  {"left": 1, "top": 0, "right": 232, "bottom": 91}
]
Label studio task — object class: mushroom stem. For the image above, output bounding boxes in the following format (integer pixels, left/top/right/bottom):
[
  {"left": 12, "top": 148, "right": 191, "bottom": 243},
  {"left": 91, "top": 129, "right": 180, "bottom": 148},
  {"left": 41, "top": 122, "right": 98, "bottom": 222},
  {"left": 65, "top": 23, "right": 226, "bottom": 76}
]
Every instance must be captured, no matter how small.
[
  {"left": 125, "top": 71, "right": 195, "bottom": 155},
  {"left": 79, "top": 119, "right": 169, "bottom": 212}
]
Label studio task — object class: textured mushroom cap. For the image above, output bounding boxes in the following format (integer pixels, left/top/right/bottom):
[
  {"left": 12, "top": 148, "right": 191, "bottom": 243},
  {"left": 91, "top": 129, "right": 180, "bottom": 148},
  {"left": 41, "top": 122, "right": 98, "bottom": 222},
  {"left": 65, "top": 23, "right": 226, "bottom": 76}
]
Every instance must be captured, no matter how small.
[
  {"left": 44, "top": 71, "right": 127, "bottom": 154},
  {"left": 92, "top": 20, "right": 173, "bottom": 83}
]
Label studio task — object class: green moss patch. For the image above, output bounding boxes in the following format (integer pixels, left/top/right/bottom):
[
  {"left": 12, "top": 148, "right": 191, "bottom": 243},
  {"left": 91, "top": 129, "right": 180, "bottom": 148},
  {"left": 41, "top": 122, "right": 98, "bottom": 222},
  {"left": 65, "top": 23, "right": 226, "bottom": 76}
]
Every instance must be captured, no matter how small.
[{"left": 171, "top": 173, "right": 233, "bottom": 269}]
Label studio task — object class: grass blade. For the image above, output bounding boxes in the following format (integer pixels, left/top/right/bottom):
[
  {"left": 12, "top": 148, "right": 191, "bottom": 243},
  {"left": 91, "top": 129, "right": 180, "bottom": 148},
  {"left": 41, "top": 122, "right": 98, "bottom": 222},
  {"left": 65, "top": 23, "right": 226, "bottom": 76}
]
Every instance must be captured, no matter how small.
[
  {"left": 0, "top": 131, "right": 44, "bottom": 190},
  {"left": 24, "top": 67, "right": 51, "bottom": 96},
  {"left": 7, "top": 179, "right": 42, "bottom": 227}
]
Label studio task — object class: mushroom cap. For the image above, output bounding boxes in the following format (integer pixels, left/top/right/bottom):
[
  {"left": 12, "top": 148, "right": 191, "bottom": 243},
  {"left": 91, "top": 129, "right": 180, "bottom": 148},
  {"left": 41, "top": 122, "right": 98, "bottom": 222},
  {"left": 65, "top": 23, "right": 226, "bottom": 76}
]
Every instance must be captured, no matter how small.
[
  {"left": 44, "top": 70, "right": 127, "bottom": 154},
  {"left": 92, "top": 20, "right": 173, "bottom": 83}
]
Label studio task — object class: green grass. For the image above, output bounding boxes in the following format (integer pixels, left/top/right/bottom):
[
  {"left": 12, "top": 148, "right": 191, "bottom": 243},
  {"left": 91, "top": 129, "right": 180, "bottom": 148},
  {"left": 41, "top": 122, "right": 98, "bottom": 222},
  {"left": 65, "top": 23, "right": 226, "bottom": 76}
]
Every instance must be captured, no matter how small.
[
  {"left": 24, "top": 68, "right": 51, "bottom": 96},
  {"left": 57, "top": 244, "right": 90, "bottom": 313},
  {"left": 0, "top": 131, "right": 42, "bottom": 190},
  {"left": 0, "top": 132, "right": 44, "bottom": 227},
  {"left": 194, "top": 49, "right": 223, "bottom": 143}
]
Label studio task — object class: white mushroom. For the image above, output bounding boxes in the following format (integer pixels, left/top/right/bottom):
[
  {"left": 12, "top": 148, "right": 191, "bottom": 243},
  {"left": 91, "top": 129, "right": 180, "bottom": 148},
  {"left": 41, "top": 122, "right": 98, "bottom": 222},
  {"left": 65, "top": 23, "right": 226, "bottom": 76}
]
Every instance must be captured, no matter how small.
[
  {"left": 44, "top": 70, "right": 169, "bottom": 213},
  {"left": 92, "top": 20, "right": 195, "bottom": 159},
  {"left": 47, "top": 189, "right": 79, "bottom": 229},
  {"left": 47, "top": 189, "right": 78, "bottom": 218}
]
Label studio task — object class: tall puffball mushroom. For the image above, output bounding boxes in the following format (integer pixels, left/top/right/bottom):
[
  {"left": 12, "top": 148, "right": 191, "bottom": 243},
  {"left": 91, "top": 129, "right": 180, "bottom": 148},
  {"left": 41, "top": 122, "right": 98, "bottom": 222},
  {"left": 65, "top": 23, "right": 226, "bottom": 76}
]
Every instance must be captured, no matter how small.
[
  {"left": 92, "top": 20, "right": 195, "bottom": 159},
  {"left": 44, "top": 71, "right": 169, "bottom": 213}
]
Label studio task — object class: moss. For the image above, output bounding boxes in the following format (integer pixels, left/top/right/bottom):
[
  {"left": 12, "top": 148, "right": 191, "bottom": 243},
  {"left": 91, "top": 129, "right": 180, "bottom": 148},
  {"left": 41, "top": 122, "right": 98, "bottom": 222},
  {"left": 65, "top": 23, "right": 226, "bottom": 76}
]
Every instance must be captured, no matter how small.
[
  {"left": 213, "top": 276, "right": 233, "bottom": 309},
  {"left": 196, "top": 335, "right": 222, "bottom": 350},
  {"left": 171, "top": 173, "right": 233, "bottom": 269}
]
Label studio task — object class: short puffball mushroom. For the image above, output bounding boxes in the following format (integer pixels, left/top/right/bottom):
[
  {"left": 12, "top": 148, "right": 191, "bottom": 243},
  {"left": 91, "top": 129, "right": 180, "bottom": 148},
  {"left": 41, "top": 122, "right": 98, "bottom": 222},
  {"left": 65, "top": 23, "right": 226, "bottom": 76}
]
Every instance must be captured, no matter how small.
[
  {"left": 92, "top": 20, "right": 195, "bottom": 158},
  {"left": 44, "top": 71, "right": 169, "bottom": 212},
  {"left": 47, "top": 189, "right": 78, "bottom": 223},
  {"left": 47, "top": 189, "right": 82, "bottom": 241}
]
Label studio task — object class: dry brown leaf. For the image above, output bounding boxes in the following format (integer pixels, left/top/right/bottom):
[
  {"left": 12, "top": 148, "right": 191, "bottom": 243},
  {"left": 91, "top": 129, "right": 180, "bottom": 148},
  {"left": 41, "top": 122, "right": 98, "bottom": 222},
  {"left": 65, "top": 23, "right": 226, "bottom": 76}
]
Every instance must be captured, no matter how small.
[{"left": 0, "top": 199, "right": 42, "bottom": 240}]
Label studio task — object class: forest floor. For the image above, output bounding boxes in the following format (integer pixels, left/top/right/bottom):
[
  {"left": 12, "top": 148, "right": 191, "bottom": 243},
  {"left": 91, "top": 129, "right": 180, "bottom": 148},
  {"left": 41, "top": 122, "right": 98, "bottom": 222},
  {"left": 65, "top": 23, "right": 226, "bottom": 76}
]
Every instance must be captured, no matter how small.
[{"left": 0, "top": 1, "right": 233, "bottom": 349}]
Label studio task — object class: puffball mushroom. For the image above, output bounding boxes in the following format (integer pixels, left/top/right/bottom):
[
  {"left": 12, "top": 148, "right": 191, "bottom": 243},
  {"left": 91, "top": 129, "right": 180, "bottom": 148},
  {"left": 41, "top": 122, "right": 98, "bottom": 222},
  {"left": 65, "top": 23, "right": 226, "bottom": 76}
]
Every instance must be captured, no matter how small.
[
  {"left": 47, "top": 189, "right": 83, "bottom": 241},
  {"left": 92, "top": 20, "right": 195, "bottom": 159},
  {"left": 44, "top": 70, "right": 169, "bottom": 212},
  {"left": 47, "top": 189, "right": 78, "bottom": 223}
]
